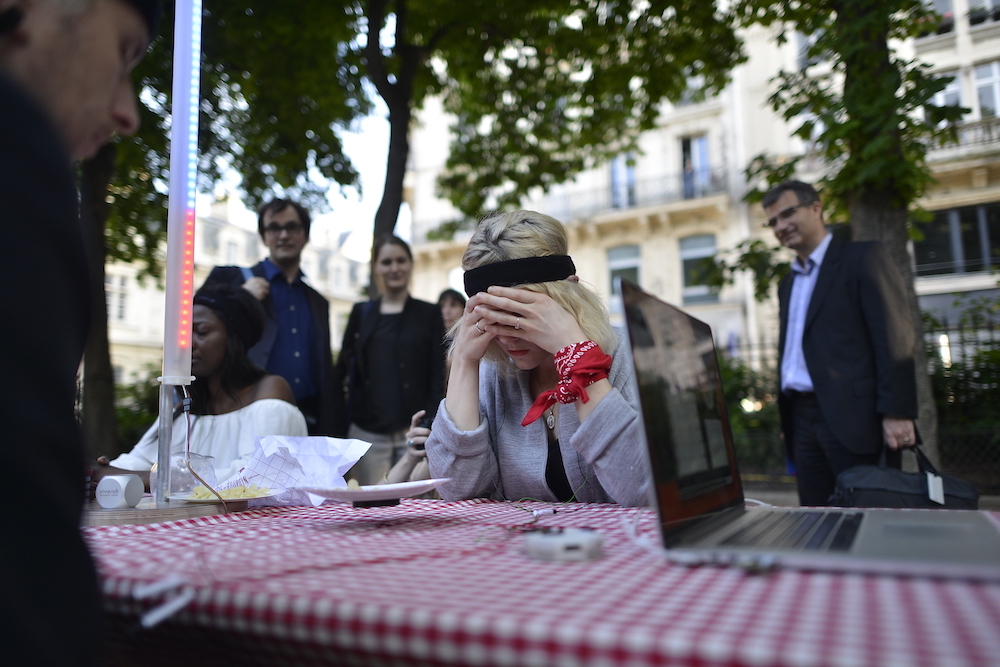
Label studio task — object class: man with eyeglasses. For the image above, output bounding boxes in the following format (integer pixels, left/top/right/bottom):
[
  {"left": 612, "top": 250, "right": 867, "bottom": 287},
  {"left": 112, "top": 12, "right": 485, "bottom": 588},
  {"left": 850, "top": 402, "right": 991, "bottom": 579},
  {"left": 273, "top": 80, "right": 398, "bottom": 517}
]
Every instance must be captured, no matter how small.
[
  {"left": 764, "top": 180, "right": 917, "bottom": 506},
  {"left": 204, "top": 198, "right": 338, "bottom": 435}
]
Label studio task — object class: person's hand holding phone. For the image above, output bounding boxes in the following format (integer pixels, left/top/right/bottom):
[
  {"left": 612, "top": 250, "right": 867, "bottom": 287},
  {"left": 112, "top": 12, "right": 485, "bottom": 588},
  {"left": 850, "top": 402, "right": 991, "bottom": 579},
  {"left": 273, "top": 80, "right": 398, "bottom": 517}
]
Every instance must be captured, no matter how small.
[
  {"left": 384, "top": 410, "right": 434, "bottom": 484},
  {"left": 405, "top": 410, "right": 432, "bottom": 453}
]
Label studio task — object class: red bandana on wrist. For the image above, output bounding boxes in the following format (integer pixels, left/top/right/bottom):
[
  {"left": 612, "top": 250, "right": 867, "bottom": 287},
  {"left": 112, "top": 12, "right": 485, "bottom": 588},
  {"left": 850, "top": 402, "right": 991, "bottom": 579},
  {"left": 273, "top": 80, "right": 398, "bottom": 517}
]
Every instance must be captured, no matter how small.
[{"left": 522, "top": 341, "right": 613, "bottom": 426}]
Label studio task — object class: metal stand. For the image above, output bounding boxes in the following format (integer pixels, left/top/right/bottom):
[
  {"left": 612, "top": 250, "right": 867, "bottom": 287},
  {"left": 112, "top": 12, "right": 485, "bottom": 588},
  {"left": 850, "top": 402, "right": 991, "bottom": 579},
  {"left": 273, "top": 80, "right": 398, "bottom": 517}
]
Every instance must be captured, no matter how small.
[{"left": 154, "top": 383, "right": 176, "bottom": 505}]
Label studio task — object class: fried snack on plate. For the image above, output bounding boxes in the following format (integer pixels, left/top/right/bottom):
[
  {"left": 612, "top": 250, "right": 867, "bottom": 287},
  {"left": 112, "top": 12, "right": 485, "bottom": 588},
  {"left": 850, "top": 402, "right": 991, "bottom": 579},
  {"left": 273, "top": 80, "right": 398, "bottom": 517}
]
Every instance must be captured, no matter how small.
[
  {"left": 188, "top": 483, "right": 270, "bottom": 500},
  {"left": 347, "top": 479, "right": 361, "bottom": 489}
]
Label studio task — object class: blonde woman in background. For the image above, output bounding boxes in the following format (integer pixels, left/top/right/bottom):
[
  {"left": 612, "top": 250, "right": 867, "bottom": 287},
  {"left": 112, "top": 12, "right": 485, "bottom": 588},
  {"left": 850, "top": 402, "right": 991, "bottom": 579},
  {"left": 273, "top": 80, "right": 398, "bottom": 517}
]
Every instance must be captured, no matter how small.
[
  {"left": 425, "top": 211, "right": 648, "bottom": 505},
  {"left": 337, "top": 235, "right": 447, "bottom": 484},
  {"left": 382, "top": 288, "right": 468, "bottom": 486}
]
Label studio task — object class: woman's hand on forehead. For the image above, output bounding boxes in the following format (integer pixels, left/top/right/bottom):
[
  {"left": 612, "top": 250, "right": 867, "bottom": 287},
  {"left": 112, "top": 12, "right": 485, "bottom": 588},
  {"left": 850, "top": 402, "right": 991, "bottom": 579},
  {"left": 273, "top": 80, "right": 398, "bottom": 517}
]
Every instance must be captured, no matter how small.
[
  {"left": 474, "top": 285, "right": 587, "bottom": 353},
  {"left": 470, "top": 287, "right": 530, "bottom": 321}
]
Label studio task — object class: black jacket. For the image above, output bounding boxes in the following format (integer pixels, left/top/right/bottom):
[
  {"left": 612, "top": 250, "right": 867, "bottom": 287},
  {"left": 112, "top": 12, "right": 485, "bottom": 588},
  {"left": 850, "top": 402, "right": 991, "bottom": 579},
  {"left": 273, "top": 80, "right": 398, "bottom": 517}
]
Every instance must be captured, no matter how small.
[
  {"left": 1, "top": 73, "right": 101, "bottom": 665},
  {"left": 204, "top": 262, "right": 339, "bottom": 435},
  {"left": 777, "top": 237, "right": 918, "bottom": 457},
  {"left": 335, "top": 297, "right": 447, "bottom": 436}
]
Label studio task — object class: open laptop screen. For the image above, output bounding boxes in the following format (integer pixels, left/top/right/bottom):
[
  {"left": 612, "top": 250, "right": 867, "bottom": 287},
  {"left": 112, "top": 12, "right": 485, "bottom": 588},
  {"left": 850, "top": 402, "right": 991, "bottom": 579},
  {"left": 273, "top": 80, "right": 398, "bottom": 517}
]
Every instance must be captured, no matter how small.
[{"left": 621, "top": 279, "right": 744, "bottom": 536}]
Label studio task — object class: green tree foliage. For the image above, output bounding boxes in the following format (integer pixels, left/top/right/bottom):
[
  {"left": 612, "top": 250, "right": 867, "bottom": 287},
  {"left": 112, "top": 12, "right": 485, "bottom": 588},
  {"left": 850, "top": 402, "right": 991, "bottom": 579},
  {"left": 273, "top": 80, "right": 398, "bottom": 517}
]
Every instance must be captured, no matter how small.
[
  {"left": 199, "top": 3, "right": 367, "bottom": 210},
  {"left": 705, "top": 0, "right": 966, "bottom": 297},
  {"left": 711, "top": 0, "right": 964, "bottom": 297},
  {"left": 359, "top": 0, "right": 744, "bottom": 236},
  {"left": 439, "top": 0, "right": 743, "bottom": 219},
  {"left": 717, "top": 354, "right": 784, "bottom": 473},
  {"left": 704, "top": 239, "right": 791, "bottom": 303},
  {"left": 108, "top": 1, "right": 747, "bottom": 262},
  {"left": 105, "top": 1, "right": 369, "bottom": 280},
  {"left": 85, "top": 1, "right": 370, "bottom": 452},
  {"left": 737, "top": 0, "right": 964, "bottom": 219},
  {"left": 115, "top": 368, "right": 162, "bottom": 453},
  {"left": 717, "top": 0, "right": 967, "bottom": 458}
]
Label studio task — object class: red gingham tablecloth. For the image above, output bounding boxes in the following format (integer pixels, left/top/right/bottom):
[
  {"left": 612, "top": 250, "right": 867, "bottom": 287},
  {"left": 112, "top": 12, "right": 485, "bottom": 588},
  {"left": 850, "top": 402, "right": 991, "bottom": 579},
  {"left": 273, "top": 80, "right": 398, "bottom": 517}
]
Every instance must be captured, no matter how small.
[{"left": 84, "top": 499, "right": 1000, "bottom": 667}]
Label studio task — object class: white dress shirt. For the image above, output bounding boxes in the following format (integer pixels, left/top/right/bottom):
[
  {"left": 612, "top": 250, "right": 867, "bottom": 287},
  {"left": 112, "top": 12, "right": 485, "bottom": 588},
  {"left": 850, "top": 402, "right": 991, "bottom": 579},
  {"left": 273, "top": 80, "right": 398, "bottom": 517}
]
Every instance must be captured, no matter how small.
[{"left": 781, "top": 232, "right": 832, "bottom": 393}]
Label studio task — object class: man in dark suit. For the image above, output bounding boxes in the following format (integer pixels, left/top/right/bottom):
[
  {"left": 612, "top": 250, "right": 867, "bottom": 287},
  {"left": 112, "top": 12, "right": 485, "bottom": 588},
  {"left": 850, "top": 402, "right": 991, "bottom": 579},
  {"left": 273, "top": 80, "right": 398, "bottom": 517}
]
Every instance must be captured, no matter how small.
[
  {"left": 204, "top": 199, "right": 338, "bottom": 434},
  {"left": 0, "top": 1, "right": 159, "bottom": 663},
  {"left": 766, "top": 181, "right": 918, "bottom": 505}
]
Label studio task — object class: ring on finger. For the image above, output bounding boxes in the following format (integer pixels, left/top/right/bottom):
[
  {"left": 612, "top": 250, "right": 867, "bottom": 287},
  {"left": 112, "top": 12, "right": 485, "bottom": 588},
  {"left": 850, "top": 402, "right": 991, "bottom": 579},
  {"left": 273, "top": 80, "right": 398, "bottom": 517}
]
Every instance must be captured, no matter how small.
[
  {"left": 515, "top": 317, "right": 521, "bottom": 330},
  {"left": 406, "top": 440, "right": 414, "bottom": 447},
  {"left": 476, "top": 321, "right": 485, "bottom": 334}
]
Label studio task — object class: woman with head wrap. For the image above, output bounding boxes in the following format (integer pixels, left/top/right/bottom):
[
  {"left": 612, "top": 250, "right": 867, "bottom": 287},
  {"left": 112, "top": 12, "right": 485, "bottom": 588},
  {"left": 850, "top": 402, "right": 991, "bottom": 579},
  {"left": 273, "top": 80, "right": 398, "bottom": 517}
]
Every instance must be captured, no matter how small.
[
  {"left": 425, "top": 211, "right": 649, "bottom": 506},
  {"left": 93, "top": 283, "right": 307, "bottom": 489}
]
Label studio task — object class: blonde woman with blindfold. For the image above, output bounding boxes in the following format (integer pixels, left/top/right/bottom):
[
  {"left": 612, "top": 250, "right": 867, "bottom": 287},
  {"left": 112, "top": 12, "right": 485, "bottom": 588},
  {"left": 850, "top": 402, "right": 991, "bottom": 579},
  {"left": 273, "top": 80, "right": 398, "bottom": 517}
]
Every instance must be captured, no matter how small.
[{"left": 426, "top": 211, "right": 648, "bottom": 505}]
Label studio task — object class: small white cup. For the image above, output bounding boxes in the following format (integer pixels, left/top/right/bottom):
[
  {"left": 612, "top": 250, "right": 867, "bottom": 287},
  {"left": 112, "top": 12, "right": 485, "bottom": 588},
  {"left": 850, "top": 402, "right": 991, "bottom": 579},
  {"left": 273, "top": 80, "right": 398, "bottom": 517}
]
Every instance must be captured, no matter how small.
[{"left": 95, "top": 474, "right": 144, "bottom": 509}]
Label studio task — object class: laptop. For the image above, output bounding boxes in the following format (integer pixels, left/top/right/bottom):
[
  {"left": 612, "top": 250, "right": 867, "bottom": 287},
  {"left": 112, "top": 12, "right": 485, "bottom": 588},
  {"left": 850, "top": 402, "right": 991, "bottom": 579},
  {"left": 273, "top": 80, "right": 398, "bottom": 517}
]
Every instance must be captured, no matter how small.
[{"left": 619, "top": 278, "right": 1000, "bottom": 580}]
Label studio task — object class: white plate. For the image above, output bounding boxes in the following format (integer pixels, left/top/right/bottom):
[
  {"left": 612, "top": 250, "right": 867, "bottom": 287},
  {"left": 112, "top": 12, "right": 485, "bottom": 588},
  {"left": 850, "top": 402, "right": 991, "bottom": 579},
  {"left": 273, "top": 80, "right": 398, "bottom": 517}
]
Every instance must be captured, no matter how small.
[{"left": 298, "top": 478, "right": 449, "bottom": 502}]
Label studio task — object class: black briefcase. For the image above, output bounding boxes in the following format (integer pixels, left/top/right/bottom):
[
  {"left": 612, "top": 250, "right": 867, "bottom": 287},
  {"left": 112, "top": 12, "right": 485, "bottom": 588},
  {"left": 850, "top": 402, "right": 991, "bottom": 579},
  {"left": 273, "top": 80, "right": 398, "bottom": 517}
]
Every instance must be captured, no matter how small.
[{"left": 830, "top": 446, "right": 979, "bottom": 510}]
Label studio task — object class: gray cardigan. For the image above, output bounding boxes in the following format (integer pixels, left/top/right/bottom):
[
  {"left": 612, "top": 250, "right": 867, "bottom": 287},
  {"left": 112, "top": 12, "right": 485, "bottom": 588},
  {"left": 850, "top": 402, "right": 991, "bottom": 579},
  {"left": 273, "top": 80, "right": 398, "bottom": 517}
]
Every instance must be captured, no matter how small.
[{"left": 426, "top": 334, "right": 650, "bottom": 506}]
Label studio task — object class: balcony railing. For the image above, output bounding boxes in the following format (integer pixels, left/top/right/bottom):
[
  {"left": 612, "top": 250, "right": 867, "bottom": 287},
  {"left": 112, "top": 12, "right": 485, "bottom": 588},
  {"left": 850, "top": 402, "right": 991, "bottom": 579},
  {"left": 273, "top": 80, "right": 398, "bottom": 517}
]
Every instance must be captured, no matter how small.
[
  {"left": 534, "top": 166, "right": 729, "bottom": 223},
  {"left": 948, "top": 116, "right": 1000, "bottom": 147},
  {"left": 925, "top": 116, "right": 1000, "bottom": 162},
  {"left": 800, "top": 118, "right": 1000, "bottom": 170}
]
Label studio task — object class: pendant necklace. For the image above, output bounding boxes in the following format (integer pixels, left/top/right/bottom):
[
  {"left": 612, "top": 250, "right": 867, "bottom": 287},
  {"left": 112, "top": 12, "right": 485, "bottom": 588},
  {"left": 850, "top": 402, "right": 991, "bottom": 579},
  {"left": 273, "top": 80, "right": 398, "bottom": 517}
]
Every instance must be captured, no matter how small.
[{"left": 531, "top": 371, "right": 557, "bottom": 431}]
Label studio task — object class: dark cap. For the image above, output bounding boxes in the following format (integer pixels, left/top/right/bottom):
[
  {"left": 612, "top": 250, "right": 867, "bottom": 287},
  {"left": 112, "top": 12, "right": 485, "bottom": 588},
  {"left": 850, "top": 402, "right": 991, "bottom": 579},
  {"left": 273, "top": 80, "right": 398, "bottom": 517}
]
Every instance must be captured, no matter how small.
[
  {"left": 193, "top": 283, "right": 266, "bottom": 351},
  {"left": 125, "top": 0, "right": 162, "bottom": 38}
]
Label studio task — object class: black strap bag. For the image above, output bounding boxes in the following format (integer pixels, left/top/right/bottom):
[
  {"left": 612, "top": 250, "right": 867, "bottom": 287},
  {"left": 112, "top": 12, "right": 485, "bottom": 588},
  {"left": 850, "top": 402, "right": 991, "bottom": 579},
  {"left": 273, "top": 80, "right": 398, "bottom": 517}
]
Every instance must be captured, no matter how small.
[{"left": 830, "top": 446, "right": 979, "bottom": 509}]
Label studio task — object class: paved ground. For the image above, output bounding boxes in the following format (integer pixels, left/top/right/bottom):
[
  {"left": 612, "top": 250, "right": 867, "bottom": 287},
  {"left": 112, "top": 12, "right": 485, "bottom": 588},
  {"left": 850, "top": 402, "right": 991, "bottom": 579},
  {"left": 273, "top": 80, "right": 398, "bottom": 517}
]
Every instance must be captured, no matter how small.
[{"left": 742, "top": 481, "right": 1000, "bottom": 510}]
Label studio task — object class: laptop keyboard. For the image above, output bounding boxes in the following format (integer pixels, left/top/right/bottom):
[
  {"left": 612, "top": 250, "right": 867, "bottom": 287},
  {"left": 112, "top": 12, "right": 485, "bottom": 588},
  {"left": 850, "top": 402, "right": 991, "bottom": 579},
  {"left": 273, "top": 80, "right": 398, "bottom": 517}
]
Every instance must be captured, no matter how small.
[{"left": 720, "top": 510, "right": 864, "bottom": 552}]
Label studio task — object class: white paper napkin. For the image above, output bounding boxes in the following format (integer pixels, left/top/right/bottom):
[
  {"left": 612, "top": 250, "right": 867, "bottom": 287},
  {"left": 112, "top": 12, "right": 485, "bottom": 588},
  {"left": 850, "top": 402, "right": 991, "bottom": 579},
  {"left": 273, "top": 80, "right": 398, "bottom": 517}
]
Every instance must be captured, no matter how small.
[{"left": 215, "top": 435, "right": 371, "bottom": 507}]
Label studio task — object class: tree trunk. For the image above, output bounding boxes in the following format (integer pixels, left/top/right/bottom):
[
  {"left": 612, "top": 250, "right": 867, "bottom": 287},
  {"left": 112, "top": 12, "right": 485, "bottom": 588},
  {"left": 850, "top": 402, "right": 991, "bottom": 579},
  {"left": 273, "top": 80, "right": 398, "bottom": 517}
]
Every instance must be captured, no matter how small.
[
  {"left": 365, "top": 0, "right": 420, "bottom": 297},
  {"left": 79, "top": 143, "right": 120, "bottom": 458},
  {"left": 836, "top": 0, "right": 940, "bottom": 464},
  {"left": 373, "top": 94, "right": 412, "bottom": 242},
  {"left": 849, "top": 199, "right": 940, "bottom": 465},
  {"left": 367, "top": 88, "right": 413, "bottom": 299}
]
